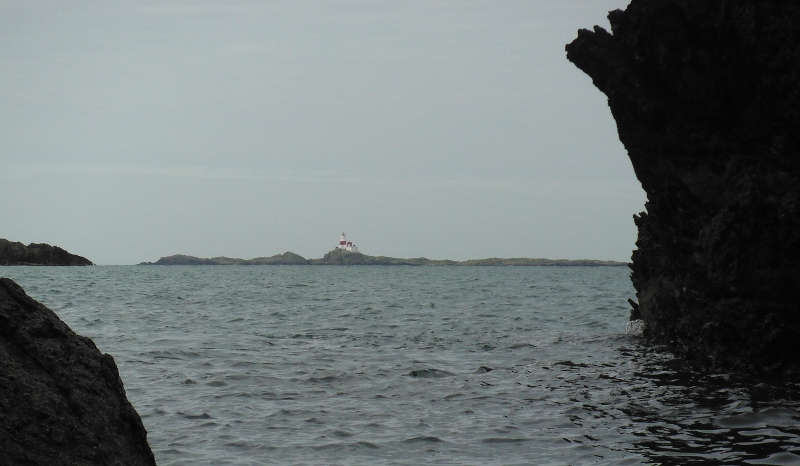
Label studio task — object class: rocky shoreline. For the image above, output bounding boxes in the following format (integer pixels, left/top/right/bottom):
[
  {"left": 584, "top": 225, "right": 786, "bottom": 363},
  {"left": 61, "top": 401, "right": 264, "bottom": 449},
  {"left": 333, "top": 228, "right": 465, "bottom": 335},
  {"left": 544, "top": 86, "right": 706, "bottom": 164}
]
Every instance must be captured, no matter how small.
[
  {"left": 0, "top": 239, "right": 93, "bottom": 266},
  {"left": 567, "top": 0, "right": 800, "bottom": 373}
]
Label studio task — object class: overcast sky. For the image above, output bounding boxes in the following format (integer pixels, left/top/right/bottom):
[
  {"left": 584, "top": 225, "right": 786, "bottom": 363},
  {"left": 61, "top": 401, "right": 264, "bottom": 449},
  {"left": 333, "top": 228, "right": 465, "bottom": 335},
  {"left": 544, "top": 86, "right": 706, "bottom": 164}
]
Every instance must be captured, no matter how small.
[{"left": 1, "top": 0, "right": 641, "bottom": 265}]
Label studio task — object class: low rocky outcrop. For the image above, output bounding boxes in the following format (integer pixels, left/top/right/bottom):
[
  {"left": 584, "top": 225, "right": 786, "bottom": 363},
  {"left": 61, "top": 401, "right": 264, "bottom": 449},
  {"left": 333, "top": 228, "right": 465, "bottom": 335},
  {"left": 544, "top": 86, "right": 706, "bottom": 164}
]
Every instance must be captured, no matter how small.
[
  {"left": 248, "top": 252, "right": 308, "bottom": 265},
  {"left": 0, "top": 278, "right": 155, "bottom": 465},
  {"left": 147, "top": 249, "right": 626, "bottom": 267},
  {"left": 307, "top": 248, "right": 433, "bottom": 265},
  {"left": 308, "top": 249, "right": 626, "bottom": 266},
  {"left": 0, "top": 239, "right": 93, "bottom": 266},
  {"left": 567, "top": 0, "right": 800, "bottom": 372},
  {"left": 150, "top": 251, "right": 308, "bottom": 265},
  {"left": 459, "top": 258, "right": 625, "bottom": 267}
]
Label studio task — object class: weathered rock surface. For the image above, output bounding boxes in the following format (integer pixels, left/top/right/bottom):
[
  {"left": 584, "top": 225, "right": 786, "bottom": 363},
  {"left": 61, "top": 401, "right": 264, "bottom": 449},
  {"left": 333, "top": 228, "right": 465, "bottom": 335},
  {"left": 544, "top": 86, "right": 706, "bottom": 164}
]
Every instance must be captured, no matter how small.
[
  {"left": 0, "top": 239, "right": 93, "bottom": 266},
  {"left": 0, "top": 278, "right": 155, "bottom": 465},
  {"left": 567, "top": 1, "right": 800, "bottom": 372}
]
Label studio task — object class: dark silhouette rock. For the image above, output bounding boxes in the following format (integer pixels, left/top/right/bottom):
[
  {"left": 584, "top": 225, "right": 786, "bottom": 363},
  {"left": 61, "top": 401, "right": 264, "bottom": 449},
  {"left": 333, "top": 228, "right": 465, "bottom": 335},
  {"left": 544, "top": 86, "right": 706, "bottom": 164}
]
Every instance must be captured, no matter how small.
[
  {"left": 0, "top": 278, "right": 155, "bottom": 465},
  {"left": 566, "top": 1, "right": 800, "bottom": 372},
  {"left": 0, "top": 239, "right": 93, "bottom": 266}
]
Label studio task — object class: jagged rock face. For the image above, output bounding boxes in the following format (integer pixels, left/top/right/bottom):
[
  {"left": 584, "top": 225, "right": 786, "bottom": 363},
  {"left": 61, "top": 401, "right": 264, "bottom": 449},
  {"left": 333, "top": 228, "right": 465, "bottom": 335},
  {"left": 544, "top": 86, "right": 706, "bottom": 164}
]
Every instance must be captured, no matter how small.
[
  {"left": 0, "top": 278, "right": 155, "bottom": 465},
  {"left": 0, "top": 239, "right": 93, "bottom": 266},
  {"left": 566, "top": 0, "right": 800, "bottom": 372}
]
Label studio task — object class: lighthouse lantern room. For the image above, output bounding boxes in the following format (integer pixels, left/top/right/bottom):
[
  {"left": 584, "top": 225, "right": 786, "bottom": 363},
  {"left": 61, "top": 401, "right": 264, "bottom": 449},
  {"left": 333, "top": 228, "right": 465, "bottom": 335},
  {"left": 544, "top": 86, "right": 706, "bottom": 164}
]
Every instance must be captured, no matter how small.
[{"left": 338, "top": 233, "right": 359, "bottom": 253}]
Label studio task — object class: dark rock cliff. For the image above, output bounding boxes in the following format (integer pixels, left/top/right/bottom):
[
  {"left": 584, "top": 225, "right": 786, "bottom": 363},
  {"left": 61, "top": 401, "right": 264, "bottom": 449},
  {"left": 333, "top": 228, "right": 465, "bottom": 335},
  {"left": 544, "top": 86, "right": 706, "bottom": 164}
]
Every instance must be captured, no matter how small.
[
  {"left": 0, "top": 278, "right": 155, "bottom": 465},
  {"left": 0, "top": 239, "right": 93, "bottom": 266},
  {"left": 566, "top": 0, "right": 800, "bottom": 373}
]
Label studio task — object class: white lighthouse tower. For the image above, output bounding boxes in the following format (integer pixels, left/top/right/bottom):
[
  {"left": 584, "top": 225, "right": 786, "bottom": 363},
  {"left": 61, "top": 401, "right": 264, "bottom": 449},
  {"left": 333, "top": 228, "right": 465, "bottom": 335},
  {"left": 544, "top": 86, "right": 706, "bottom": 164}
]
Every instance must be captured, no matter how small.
[{"left": 338, "top": 232, "right": 359, "bottom": 253}]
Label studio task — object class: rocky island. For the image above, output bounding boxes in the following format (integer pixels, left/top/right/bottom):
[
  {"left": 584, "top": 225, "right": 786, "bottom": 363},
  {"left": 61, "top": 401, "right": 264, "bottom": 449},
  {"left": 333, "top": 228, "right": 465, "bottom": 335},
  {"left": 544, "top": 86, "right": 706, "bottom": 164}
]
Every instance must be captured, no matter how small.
[
  {"left": 567, "top": 0, "right": 800, "bottom": 372},
  {"left": 0, "top": 239, "right": 93, "bottom": 266},
  {"left": 145, "top": 249, "right": 625, "bottom": 267},
  {"left": 307, "top": 248, "right": 625, "bottom": 266},
  {"left": 147, "top": 251, "right": 308, "bottom": 266},
  {"left": 145, "top": 232, "right": 625, "bottom": 266},
  {"left": 0, "top": 278, "right": 155, "bottom": 464}
]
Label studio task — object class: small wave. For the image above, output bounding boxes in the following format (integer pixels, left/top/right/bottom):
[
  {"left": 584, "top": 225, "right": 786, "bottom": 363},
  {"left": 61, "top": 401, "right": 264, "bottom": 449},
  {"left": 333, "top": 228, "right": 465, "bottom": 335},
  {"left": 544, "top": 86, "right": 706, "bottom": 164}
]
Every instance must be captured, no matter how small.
[
  {"left": 143, "top": 351, "right": 182, "bottom": 360},
  {"left": 715, "top": 408, "right": 800, "bottom": 429},
  {"left": 224, "top": 441, "right": 255, "bottom": 449},
  {"left": 402, "top": 436, "right": 445, "bottom": 443},
  {"left": 406, "top": 368, "right": 455, "bottom": 378},
  {"left": 747, "top": 452, "right": 800, "bottom": 465},
  {"left": 554, "top": 360, "right": 589, "bottom": 368},
  {"left": 307, "top": 375, "right": 344, "bottom": 383},
  {"left": 177, "top": 411, "right": 212, "bottom": 420},
  {"left": 508, "top": 342, "right": 537, "bottom": 349},
  {"left": 311, "top": 441, "right": 381, "bottom": 451},
  {"left": 624, "top": 319, "right": 645, "bottom": 336},
  {"left": 481, "top": 437, "right": 528, "bottom": 444}
]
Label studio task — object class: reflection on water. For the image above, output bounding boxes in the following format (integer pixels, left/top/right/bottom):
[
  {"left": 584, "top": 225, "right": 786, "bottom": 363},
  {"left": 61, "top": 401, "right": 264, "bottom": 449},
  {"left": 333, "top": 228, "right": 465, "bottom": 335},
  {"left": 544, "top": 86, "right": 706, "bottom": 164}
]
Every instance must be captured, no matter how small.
[{"left": 614, "top": 343, "right": 800, "bottom": 465}]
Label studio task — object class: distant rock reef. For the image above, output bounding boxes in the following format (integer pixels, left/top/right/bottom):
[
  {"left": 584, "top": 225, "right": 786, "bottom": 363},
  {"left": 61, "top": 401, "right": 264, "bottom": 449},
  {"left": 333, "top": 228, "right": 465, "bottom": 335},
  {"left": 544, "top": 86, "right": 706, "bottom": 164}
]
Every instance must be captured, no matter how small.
[
  {"left": 146, "top": 251, "right": 308, "bottom": 266},
  {"left": 0, "top": 278, "right": 155, "bottom": 464},
  {"left": 567, "top": 1, "right": 800, "bottom": 372},
  {"left": 145, "top": 249, "right": 625, "bottom": 267},
  {"left": 0, "top": 239, "right": 93, "bottom": 266}
]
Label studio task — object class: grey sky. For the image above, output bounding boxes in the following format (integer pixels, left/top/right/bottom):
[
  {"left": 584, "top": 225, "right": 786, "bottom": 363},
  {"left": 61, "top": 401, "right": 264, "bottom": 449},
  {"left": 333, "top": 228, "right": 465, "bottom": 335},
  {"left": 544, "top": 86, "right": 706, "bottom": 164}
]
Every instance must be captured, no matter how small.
[{"left": 1, "top": 0, "right": 640, "bottom": 265}]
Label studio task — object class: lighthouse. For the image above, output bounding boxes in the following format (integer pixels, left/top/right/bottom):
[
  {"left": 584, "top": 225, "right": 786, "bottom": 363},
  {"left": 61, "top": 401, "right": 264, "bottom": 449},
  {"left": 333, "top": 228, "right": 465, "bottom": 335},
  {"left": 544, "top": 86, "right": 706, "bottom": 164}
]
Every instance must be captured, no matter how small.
[{"left": 338, "top": 232, "right": 359, "bottom": 253}]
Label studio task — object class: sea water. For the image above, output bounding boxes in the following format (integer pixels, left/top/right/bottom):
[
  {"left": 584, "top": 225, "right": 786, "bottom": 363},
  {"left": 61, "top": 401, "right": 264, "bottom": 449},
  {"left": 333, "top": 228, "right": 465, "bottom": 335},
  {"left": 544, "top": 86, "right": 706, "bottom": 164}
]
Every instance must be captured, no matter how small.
[{"left": 2, "top": 265, "right": 799, "bottom": 465}]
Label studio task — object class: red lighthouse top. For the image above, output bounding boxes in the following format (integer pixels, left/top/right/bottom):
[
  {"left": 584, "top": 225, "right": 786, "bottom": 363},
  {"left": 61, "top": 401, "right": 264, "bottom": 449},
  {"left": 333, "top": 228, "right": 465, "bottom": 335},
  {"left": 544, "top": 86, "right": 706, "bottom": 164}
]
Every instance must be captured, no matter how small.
[{"left": 338, "top": 233, "right": 359, "bottom": 253}]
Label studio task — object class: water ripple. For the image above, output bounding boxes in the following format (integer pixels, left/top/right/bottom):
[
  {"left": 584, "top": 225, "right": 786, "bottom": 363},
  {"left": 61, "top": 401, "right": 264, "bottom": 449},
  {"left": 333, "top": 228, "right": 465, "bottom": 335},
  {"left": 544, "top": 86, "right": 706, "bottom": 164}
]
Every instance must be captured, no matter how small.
[{"left": 3, "top": 265, "right": 799, "bottom": 465}]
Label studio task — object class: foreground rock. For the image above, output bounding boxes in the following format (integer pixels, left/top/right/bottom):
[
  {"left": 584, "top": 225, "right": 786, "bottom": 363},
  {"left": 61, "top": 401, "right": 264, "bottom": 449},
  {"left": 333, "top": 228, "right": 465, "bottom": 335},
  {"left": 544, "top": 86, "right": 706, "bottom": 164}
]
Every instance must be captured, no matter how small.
[
  {"left": 567, "top": 1, "right": 800, "bottom": 372},
  {"left": 0, "top": 278, "right": 155, "bottom": 465},
  {"left": 0, "top": 239, "right": 93, "bottom": 266}
]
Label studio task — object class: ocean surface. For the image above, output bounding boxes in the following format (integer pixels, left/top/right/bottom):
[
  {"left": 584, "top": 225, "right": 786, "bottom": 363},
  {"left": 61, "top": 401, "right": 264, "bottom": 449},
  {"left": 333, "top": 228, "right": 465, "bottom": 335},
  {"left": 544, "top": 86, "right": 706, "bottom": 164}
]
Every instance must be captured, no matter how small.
[{"left": 2, "top": 265, "right": 800, "bottom": 465}]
